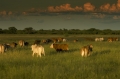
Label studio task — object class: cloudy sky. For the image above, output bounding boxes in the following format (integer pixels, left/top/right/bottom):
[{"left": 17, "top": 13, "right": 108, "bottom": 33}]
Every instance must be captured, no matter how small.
[{"left": 0, "top": 0, "right": 120, "bottom": 30}]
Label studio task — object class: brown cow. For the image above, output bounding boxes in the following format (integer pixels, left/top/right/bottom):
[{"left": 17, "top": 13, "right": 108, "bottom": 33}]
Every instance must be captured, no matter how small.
[
  {"left": 51, "top": 37, "right": 64, "bottom": 43},
  {"left": 73, "top": 39, "right": 78, "bottom": 42},
  {"left": 57, "top": 37, "right": 63, "bottom": 42},
  {"left": 50, "top": 43, "right": 69, "bottom": 52},
  {"left": 41, "top": 39, "right": 53, "bottom": 44},
  {"left": 34, "top": 40, "right": 41, "bottom": 45},
  {"left": 107, "top": 38, "right": 113, "bottom": 42},
  {"left": 19, "top": 40, "right": 29, "bottom": 47},
  {"left": 80, "top": 44, "right": 93, "bottom": 57},
  {"left": 107, "top": 37, "right": 119, "bottom": 42},
  {"left": 18, "top": 40, "right": 25, "bottom": 47},
  {"left": 51, "top": 38, "right": 58, "bottom": 43},
  {"left": 8, "top": 42, "right": 17, "bottom": 48}
]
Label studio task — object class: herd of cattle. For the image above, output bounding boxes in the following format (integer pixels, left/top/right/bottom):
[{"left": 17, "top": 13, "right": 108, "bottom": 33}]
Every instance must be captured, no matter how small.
[{"left": 0, "top": 37, "right": 119, "bottom": 57}]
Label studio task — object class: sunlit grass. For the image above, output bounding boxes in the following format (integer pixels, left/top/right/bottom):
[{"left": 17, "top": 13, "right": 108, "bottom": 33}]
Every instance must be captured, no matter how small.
[{"left": 0, "top": 35, "right": 120, "bottom": 79}]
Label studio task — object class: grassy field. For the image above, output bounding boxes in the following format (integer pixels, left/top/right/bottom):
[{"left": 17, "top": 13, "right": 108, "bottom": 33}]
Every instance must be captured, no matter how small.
[{"left": 0, "top": 34, "right": 120, "bottom": 79}]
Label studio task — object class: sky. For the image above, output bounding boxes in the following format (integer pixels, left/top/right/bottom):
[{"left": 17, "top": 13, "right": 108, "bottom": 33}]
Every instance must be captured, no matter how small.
[{"left": 0, "top": 0, "right": 120, "bottom": 30}]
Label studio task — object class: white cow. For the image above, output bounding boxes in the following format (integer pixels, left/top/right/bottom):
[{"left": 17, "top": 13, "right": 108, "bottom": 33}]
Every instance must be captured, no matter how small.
[
  {"left": 95, "top": 37, "right": 104, "bottom": 42},
  {"left": 31, "top": 44, "right": 45, "bottom": 57},
  {"left": 63, "top": 38, "right": 67, "bottom": 42}
]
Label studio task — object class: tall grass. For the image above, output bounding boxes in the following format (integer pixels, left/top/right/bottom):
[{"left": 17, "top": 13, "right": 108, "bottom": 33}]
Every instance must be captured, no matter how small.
[{"left": 0, "top": 34, "right": 120, "bottom": 79}]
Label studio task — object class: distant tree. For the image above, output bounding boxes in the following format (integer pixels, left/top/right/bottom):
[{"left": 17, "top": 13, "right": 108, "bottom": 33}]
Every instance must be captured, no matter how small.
[
  {"left": 86, "top": 28, "right": 100, "bottom": 34},
  {"left": 24, "top": 27, "right": 34, "bottom": 34},
  {"left": 0, "top": 28, "right": 3, "bottom": 34},
  {"left": 2, "top": 29, "right": 9, "bottom": 34},
  {"left": 102, "top": 29, "right": 113, "bottom": 35},
  {"left": 8, "top": 27, "right": 17, "bottom": 34}
]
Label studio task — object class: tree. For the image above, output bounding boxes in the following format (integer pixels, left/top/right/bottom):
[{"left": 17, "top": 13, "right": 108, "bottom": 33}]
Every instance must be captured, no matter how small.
[
  {"left": 86, "top": 28, "right": 100, "bottom": 34},
  {"left": 0, "top": 28, "right": 3, "bottom": 34},
  {"left": 8, "top": 27, "right": 17, "bottom": 34},
  {"left": 102, "top": 29, "right": 113, "bottom": 35},
  {"left": 24, "top": 27, "right": 34, "bottom": 34}
]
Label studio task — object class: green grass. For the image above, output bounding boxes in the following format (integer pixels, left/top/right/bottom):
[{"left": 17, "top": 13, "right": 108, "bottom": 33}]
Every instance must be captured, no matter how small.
[{"left": 0, "top": 34, "right": 120, "bottom": 79}]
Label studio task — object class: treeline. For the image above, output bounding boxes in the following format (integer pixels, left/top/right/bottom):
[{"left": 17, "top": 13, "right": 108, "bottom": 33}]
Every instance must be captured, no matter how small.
[{"left": 0, "top": 27, "right": 120, "bottom": 35}]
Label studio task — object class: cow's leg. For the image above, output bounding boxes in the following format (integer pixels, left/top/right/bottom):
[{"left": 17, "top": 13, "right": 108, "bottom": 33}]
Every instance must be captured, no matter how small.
[
  {"left": 84, "top": 49, "right": 87, "bottom": 57},
  {"left": 42, "top": 48, "right": 45, "bottom": 56},
  {"left": 38, "top": 52, "right": 41, "bottom": 57},
  {"left": 32, "top": 52, "right": 35, "bottom": 57},
  {"left": 43, "top": 52, "right": 45, "bottom": 56},
  {"left": 87, "top": 52, "right": 90, "bottom": 56}
]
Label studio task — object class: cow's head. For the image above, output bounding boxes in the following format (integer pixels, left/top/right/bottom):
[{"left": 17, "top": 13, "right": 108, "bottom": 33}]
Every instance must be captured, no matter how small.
[{"left": 89, "top": 44, "right": 93, "bottom": 51}]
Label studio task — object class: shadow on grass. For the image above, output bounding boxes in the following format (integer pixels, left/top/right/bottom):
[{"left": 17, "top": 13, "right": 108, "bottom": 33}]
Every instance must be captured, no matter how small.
[
  {"left": 92, "top": 50, "right": 111, "bottom": 56},
  {"left": 49, "top": 48, "right": 79, "bottom": 55},
  {"left": 68, "top": 48, "right": 79, "bottom": 53}
]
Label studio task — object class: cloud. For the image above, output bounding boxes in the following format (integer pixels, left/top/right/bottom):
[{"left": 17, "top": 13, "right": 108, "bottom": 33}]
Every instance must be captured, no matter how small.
[
  {"left": 100, "top": 3, "right": 118, "bottom": 12},
  {"left": 99, "top": 0, "right": 120, "bottom": 13},
  {"left": 0, "top": 10, "right": 24, "bottom": 21},
  {"left": 117, "top": 0, "right": 120, "bottom": 9},
  {"left": 8, "top": 11, "right": 13, "bottom": 16},
  {"left": 22, "top": 8, "right": 46, "bottom": 16},
  {"left": 0, "top": 11, "right": 7, "bottom": 16},
  {"left": 83, "top": 2, "right": 95, "bottom": 12},
  {"left": 0, "top": 11, "right": 14, "bottom": 17},
  {"left": 2, "top": 0, "right": 120, "bottom": 17},
  {"left": 47, "top": 3, "right": 96, "bottom": 13},
  {"left": 47, "top": 0, "right": 120, "bottom": 13},
  {"left": 113, "top": 15, "right": 120, "bottom": 19},
  {"left": 47, "top": 3, "right": 82, "bottom": 12},
  {"left": 92, "top": 13, "right": 106, "bottom": 19}
]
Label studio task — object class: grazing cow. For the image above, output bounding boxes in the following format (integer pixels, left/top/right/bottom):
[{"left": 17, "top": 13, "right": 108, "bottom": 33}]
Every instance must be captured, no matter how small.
[
  {"left": 34, "top": 40, "right": 41, "bottom": 45},
  {"left": 73, "top": 39, "right": 78, "bottom": 42},
  {"left": 18, "top": 40, "right": 25, "bottom": 47},
  {"left": 0, "top": 44, "right": 9, "bottom": 53},
  {"left": 107, "top": 37, "right": 119, "bottom": 42},
  {"left": 50, "top": 38, "right": 64, "bottom": 43},
  {"left": 63, "top": 38, "right": 67, "bottom": 42},
  {"left": 107, "top": 38, "right": 112, "bottom": 42},
  {"left": 31, "top": 44, "right": 45, "bottom": 57},
  {"left": 51, "top": 38, "right": 58, "bottom": 43},
  {"left": 24, "top": 42, "right": 29, "bottom": 46},
  {"left": 95, "top": 37, "right": 104, "bottom": 42},
  {"left": 42, "top": 39, "right": 53, "bottom": 44},
  {"left": 50, "top": 43, "right": 69, "bottom": 52},
  {"left": 42, "top": 39, "right": 47, "bottom": 43},
  {"left": 57, "top": 37, "right": 63, "bottom": 42},
  {"left": 9, "top": 42, "right": 17, "bottom": 48},
  {"left": 80, "top": 44, "right": 93, "bottom": 57},
  {"left": 0, "top": 44, "right": 5, "bottom": 54}
]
